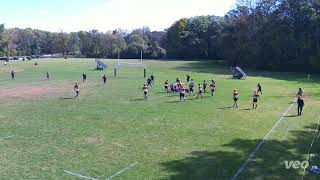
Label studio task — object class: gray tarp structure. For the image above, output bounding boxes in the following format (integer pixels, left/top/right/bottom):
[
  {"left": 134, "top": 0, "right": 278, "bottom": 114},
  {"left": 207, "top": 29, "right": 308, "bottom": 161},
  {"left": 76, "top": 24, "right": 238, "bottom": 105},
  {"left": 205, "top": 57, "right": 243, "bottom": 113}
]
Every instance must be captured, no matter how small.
[
  {"left": 96, "top": 59, "right": 108, "bottom": 70},
  {"left": 233, "top": 66, "right": 247, "bottom": 79}
]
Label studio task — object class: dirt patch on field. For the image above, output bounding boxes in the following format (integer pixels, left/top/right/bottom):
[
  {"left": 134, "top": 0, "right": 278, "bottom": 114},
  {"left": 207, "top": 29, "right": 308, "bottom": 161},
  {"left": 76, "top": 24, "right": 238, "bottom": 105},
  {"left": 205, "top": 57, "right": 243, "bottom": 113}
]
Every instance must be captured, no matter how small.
[
  {"left": 0, "top": 84, "right": 66, "bottom": 99},
  {"left": 87, "top": 137, "right": 103, "bottom": 144},
  {"left": 76, "top": 137, "right": 104, "bottom": 145},
  {"left": 0, "top": 67, "right": 24, "bottom": 73}
]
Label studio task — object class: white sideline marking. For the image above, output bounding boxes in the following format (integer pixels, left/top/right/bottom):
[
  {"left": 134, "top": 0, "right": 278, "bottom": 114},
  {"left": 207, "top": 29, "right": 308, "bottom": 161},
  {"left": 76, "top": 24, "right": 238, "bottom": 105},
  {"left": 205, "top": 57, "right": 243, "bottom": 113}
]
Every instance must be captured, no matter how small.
[
  {"left": 0, "top": 136, "right": 13, "bottom": 140},
  {"left": 64, "top": 170, "right": 98, "bottom": 180},
  {"left": 232, "top": 103, "right": 295, "bottom": 180},
  {"left": 106, "top": 162, "right": 138, "bottom": 180},
  {"left": 301, "top": 120, "right": 320, "bottom": 180},
  {"left": 282, "top": 103, "right": 309, "bottom": 140}
]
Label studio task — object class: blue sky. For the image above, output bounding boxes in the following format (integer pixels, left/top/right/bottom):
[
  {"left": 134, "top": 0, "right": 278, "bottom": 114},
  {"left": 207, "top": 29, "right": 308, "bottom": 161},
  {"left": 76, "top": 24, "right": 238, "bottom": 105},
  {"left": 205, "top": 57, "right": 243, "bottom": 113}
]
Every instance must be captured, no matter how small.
[{"left": 1, "top": 0, "right": 236, "bottom": 32}]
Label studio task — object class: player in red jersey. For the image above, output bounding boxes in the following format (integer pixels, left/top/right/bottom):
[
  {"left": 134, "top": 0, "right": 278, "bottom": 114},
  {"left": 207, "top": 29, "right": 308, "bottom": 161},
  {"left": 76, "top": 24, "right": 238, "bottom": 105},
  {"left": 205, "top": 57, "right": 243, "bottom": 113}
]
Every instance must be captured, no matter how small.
[
  {"left": 179, "top": 86, "right": 186, "bottom": 102},
  {"left": 209, "top": 80, "right": 216, "bottom": 96}
]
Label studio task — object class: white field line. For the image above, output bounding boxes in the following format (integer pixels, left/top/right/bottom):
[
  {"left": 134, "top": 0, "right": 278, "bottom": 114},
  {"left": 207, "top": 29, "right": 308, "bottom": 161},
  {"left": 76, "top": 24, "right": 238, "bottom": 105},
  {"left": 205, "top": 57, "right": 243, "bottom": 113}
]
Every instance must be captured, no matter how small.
[
  {"left": 301, "top": 120, "right": 320, "bottom": 180},
  {"left": 282, "top": 102, "right": 309, "bottom": 140},
  {"left": 281, "top": 105, "right": 299, "bottom": 141},
  {"left": 106, "top": 162, "right": 138, "bottom": 180},
  {"left": 232, "top": 103, "right": 295, "bottom": 180},
  {"left": 64, "top": 170, "right": 98, "bottom": 180}
]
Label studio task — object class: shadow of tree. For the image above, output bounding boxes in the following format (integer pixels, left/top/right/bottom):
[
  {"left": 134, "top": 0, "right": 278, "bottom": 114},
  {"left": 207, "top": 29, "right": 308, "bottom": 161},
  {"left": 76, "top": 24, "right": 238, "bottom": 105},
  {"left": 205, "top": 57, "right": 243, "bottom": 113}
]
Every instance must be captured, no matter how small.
[
  {"left": 161, "top": 123, "right": 320, "bottom": 180},
  {"left": 173, "top": 61, "right": 232, "bottom": 76},
  {"left": 172, "top": 61, "right": 320, "bottom": 84},
  {"left": 59, "top": 97, "right": 74, "bottom": 100}
]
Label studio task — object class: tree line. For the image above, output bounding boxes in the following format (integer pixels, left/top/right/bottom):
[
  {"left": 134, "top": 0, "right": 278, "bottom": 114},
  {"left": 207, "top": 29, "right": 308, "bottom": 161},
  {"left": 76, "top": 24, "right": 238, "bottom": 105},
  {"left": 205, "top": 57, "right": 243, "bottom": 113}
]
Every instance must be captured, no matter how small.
[
  {"left": 0, "top": 0, "right": 319, "bottom": 72},
  {"left": 0, "top": 26, "right": 166, "bottom": 59}
]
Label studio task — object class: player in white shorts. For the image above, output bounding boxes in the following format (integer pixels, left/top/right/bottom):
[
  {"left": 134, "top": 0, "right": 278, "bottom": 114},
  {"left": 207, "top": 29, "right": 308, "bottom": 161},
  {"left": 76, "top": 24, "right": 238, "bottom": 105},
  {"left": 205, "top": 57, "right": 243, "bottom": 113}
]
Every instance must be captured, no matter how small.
[
  {"left": 143, "top": 84, "right": 149, "bottom": 101},
  {"left": 74, "top": 83, "right": 80, "bottom": 98}
]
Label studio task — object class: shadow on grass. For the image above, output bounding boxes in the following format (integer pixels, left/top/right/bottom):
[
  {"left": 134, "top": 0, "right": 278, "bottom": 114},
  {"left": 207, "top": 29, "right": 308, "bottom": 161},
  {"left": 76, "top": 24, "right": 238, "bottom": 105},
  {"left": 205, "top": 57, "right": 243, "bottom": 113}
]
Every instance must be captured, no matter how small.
[
  {"left": 303, "top": 123, "right": 320, "bottom": 131},
  {"left": 154, "top": 91, "right": 167, "bottom": 95},
  {"left": 164, "top": 100, "right": 182, "bottom": 104},
  {"left": 173, "top": 61, "right": 231, "bottom": 75},
  {"left": 218, "top": 106, "right": 233, "bottom": 109},
  {"left": 161, "top": 123, "right": 320, "bottom": 180},
  {"left": 242, "top": 108, "right": 251, "bottom": 111},
  {"left": 59, "top": 97, "right": 74, "bottom": 100},
  {"left": 165, "top": 94, "right": 179, "bottom": 97},
  {"left": 88, "top": 69, "right": 105, "bottom": 72},
  {"left": 193, "top": 96, "right": 212, "bottom": 100},
  {"left": 285, "top": 115, "right": 298, "bottom": 118},
  {"left": 172, "top": 61, "right": 320, "bottom": 84},
  {"left": 95, "top": 84, "right": 107, "bottom": 87},
  {"left": 130, "top": 98, "right": 145, "bottom": 102}
]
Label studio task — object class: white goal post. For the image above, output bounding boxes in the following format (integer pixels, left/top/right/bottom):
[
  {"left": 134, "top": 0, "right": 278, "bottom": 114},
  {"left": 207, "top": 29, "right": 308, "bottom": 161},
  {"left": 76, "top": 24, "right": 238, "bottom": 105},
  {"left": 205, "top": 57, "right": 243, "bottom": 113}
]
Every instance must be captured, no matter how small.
[
  {"left": 114, "top": 63, "right": 147, "bottom": 78},
  {"left": 114, "top": 51, "right": 147, "bottom": 78}
]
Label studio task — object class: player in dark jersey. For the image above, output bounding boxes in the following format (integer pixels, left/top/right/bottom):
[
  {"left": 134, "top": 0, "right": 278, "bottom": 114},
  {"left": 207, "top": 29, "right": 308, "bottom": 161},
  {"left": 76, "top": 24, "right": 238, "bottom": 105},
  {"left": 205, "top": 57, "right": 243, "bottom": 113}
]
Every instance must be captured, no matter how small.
[
  {"left": 189, "top": 79, "right": 195, "bottom": 95},
  {"left": 147, "top": 77, "right": 152, "bottom": 87},
  {"left": 203, "top": 80, "right": 207, "bottom": 93},
  {"left": 150, "top": 74, "right": 155, "bottom": 85},
  {"left": 176, "top": 77, "right": 180, "bottom": 83},
  {"left": 297, "top": 96, "right": 304, "bottom": 116},
  {"left": 82, "top": 73, "right": 87, "bottom": 83},
  {"left": 102, "top": 75, "right": 107, "bottom": 85},
  {"left": 186, "top": 74, "right": 191, "bottom": 83},
  {"left": 11, "top": 70, "right": 15, "bottom": 80},
  {"left": 46, "top": 72, "right": 50, "bottom": 80},
  {"left": 170, "top": 83, "right": 175, "bottom": 93},
  {"left": 233, "top": 89, "right": 239, "bottom": 108},
  {"left": 257, "top": 83, "right": 262, "bottom": 95},
  {"left": 252, "top": 91, "right": 260, "bottom": 109},
  {"left": 74, "top": 83, "right": 80, "bottom": 98},
  {"left": 143, "top": 84, "right": 149, "bottom": 101},
  {"left": 164, "top": 80, "right": 169, "bottom": 93}
]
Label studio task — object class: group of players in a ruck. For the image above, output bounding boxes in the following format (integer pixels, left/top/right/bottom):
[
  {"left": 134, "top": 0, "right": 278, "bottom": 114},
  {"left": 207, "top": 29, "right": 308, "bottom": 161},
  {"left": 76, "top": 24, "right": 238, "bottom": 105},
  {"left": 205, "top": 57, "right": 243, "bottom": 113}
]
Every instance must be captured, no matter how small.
[
  {"left": 142, "top": 74, "right": 305, "bottom": 114},
  {"left": 142, "top": 74, "right": 263, "bottom": 109},
  {"left": 143, "top": 74, "right": 217, "bottom": 101}
]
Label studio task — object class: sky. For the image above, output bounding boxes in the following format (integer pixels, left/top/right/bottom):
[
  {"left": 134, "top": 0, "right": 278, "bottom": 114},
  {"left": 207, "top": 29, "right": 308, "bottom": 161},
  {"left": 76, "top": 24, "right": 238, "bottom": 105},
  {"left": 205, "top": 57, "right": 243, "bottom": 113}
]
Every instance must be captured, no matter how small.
[{"left": 0, "top": 0, "right": 236, "bottom": 32}]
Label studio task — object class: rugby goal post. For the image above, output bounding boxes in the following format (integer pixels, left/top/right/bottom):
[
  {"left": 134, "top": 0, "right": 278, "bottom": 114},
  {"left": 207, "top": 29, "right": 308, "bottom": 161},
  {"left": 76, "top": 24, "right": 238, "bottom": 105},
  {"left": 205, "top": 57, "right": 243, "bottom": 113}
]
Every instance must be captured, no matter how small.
[
  {"left": 114, "top": 51, "right": 147, "bottom": 78},
  {"left": 114, "top": 63, "right": 147, "bottom": 78}
]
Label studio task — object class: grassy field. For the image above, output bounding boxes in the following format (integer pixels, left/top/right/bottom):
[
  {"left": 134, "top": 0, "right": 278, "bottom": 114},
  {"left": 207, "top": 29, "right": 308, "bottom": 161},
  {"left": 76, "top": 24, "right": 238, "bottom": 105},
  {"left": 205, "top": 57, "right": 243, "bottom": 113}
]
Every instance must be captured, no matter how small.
[{"left": 0, "top": 58, "right": 320, "bottom": 180}]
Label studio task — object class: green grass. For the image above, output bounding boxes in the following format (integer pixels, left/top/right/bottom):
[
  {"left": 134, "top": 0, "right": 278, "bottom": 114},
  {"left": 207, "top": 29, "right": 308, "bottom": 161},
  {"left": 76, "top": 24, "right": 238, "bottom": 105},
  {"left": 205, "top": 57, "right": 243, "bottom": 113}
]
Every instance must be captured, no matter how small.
[{"left": 0, "top": 58, "right": 319, "bottom": 180}]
